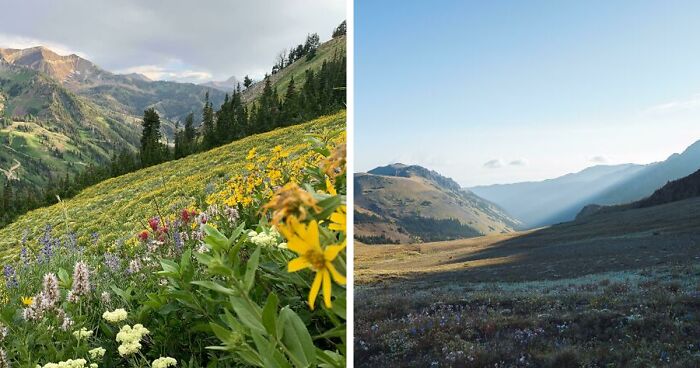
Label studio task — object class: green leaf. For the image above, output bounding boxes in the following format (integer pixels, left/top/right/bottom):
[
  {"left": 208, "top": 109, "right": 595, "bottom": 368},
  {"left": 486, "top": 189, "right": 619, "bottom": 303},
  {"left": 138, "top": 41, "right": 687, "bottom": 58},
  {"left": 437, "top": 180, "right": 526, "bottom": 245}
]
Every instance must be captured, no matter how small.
[
  {"left": 252, "top": 331, "right": 291, "bottom": 368},
  {"left": 244, "top": 247, "right": 261, "bottom": 292},
  {"left": 229, "top": 296, "right": 266, "bottom": 335},
  {"left": 279, "top": 307, "right": 317, "bottom": 367},
  {"left": 57, "top": 268, "right": 71, "bottom": 289},
  {"left": 228, "top": 222, "right": 247, "bottom": 246},
  {"left": 261, "top": 293, "right": 279, "bottom": 336},
  {"left": 110, "top": 285, "right": 132, "bottom": 303},
  {"left": 203, "top": 224, "right": 230, "bottom": 251},
  {"left": 314, "top": 195, "right": 342, "bottom": 220},
  {"left": 330, "top": 291, "right": 346, "bottom": 320},
  {"left": 191, "top": 281, "right": 238, "bottom": 296},
  {"left": 209, "top": 322, "right": 241, "bottom": 350}
]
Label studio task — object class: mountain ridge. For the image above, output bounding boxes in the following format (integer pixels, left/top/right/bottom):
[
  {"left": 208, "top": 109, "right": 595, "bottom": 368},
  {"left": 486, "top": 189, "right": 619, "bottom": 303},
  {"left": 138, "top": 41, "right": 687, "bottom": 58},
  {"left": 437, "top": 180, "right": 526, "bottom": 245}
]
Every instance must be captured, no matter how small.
[
  {"left": 355, "top": 163, "right": 521, "bottom": 244},
  {"left": 471, "top": 140, "right": 700, "bottom": 228}
]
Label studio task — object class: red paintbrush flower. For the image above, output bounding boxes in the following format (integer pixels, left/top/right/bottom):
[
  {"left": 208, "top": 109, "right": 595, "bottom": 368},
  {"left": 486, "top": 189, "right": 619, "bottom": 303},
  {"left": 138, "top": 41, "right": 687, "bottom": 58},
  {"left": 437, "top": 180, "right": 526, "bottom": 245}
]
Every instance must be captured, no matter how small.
[
  {"left": 138, "top": 231, "right": 149, "bottom": 241},
  {"left": 148, "top": 217, "right": 160, "bottom": 231}
]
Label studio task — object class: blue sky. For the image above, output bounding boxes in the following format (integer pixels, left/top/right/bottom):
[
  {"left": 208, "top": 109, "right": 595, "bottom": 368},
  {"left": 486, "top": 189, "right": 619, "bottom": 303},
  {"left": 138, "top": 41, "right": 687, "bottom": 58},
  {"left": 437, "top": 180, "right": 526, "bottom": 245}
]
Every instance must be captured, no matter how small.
[{"left": 355, "top": 0, "right": 700, "bottom": 186}]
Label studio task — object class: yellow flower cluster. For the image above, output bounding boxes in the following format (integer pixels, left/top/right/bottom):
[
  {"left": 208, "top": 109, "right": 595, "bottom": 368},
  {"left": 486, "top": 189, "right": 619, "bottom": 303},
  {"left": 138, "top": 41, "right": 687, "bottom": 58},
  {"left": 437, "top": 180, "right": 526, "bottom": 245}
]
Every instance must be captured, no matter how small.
[
  {"left": 260, "top": 135, "right": 348, "bottom": 310},
  {"left": 206, "top": 138, "right": 331, "bottom": 210}
]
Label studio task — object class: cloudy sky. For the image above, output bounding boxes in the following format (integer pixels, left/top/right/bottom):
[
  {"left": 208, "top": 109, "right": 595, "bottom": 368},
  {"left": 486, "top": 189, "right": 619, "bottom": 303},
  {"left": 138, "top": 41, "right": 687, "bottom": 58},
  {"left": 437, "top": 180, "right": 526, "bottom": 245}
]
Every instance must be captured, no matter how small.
[
  {"left": 356, "top": 0, "right": 700, "bottom": 187},
  {"left": 0, "top": 0, "right": 345, "bottom": 83}
]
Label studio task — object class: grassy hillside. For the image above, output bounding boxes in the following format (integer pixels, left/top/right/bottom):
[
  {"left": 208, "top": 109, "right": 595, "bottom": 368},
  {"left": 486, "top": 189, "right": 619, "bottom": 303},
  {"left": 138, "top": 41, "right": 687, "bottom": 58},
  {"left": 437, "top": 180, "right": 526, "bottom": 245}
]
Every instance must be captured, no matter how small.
[
  {"left": 355, "top": 165, "right": 521, "bottom": 243},
  {"left": 0, "top": 110, "right": 345, "bottom": 260},
  {"left": 0, "top": 62, "right": 141, "bottom": 187},
  {"left": 242, "top": 35, "right": 346, "bottom": 104}
]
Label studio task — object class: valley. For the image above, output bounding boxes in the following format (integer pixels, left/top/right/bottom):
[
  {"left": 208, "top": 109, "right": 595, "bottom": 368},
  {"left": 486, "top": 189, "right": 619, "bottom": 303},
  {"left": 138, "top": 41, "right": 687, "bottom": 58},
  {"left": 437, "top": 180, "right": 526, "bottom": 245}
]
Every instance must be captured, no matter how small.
[{"left": 355, "top": 147, "right": 700, "bottom": 367}]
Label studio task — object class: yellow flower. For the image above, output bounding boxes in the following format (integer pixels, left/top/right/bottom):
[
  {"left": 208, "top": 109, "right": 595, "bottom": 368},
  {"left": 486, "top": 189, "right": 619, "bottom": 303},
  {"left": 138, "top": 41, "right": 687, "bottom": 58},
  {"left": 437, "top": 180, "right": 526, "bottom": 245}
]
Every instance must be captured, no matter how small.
[
  {"left": 325, "top": 177, "right": 337, "bottom": 195},
  {"left": 278, "top": 217, "right": 346, "bottom": 309},
  {"left": 21, "top": 296, "right": 33, "bottom": 306},
  {"left": 246, "top": 148, "right": 257, "bottom": 160},
  {"left": 328, "top": 205, "right": 346, "bottom": 233}
]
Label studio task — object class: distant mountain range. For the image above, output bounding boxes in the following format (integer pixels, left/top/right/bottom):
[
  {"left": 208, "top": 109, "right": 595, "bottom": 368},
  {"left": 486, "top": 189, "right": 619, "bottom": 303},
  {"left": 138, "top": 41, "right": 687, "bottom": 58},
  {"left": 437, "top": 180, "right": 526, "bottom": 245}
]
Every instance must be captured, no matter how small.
[
  {"left": 471, "top": 140, "right": 700, "bottom": 228},
  {"left": 200, "top": 76, "right": 241, "bottom": 92},
  {"left": 0, "top": 46, "right": 225, "bottom": 124},
  {"left": 578, "top": 167, "right": 700, "bottom": 219},
  {"left": 0, "top": 35, "right": 345, "bottom": 189},
  {"left": 355, "top": 163, "right": 521, "bottom": 243}
]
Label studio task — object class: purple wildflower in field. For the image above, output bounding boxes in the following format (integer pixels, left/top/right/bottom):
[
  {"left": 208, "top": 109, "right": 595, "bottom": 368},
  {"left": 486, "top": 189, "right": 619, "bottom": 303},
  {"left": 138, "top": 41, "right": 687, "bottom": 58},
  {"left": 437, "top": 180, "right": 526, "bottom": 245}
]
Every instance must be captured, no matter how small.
[
  {"left": 91, "top": 232, "right": 100, "bottom": 245},
  {"left": 224, "top": 205, "right": 240, "bottom": 224},
  {"left": 20, "top": 247, "right": 29, "bottom": 265},
  {"left": 173, "top": 230, "right": 184, "bottom": 252},
  {"left": 104, "top": 253, "right": 121, "bottom": 272},
  {"left": 2, "top": 265, "right": 17, "bottom": 288},
  {"left": 66, "top": 232, "right": 79, "bottom": 251}
]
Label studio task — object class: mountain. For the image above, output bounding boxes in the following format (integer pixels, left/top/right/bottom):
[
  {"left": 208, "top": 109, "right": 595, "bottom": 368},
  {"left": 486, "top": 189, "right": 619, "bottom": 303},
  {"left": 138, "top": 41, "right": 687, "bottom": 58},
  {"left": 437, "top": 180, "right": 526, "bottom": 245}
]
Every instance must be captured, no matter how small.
[
  {"left": 355, "top": 163, "right": 521, "bottom": 244},
  {"left": 470, "top": 164, "right": 646, "bottom": 228},
  {"left": 0, "top": 59, "right": 141, "bottom": 187},
  {"left": 0, "top": 45, "right": 230, "bottom": 190},
  {"left": 578, "top": 167, "right": 700, "bottom": 218},
  {"left": 200, "top": 76, "right": 240, "bottom": 92},
  {"left": 471, "top": 140, "right": 700, "bottom": 228},
  {"left": 0, "top": 46, "right": 225, "bottom": 124}
]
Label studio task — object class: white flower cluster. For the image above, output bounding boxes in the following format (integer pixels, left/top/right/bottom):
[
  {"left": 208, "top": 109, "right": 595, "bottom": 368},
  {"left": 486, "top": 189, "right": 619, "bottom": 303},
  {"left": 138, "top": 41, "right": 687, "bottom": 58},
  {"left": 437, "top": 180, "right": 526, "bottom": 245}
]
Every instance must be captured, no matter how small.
[
  {"left": 39, "top": 358, "right": 90, "bottom": 368},
  {"left": 248, "top": 228, "right": 281, "bottom": 248},
  {"left": 88, "top": 347, "right": 106, "bottom": 359},
  {"left": 116, "top": 324, "right": 150, "bottom": 356},
  {"left": 152, "top": 357, "right": 177, "bottom": 368},
  {"left": 102, "top": 308, "right": 127, "bottom": 323},
  {"left": 72, "top": 327, "right": 93, "bottom": 340}
]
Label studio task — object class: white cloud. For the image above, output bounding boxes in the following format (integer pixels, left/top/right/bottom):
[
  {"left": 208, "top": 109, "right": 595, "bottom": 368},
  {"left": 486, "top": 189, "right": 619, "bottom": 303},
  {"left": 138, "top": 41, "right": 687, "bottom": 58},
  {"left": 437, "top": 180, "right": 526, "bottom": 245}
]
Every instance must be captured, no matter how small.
[
  {"left": 645, "top": 93, "right": 700, "bottom": 115},
  {"left": 509, "top": 159, "right": 528, "bottom": 166},
  {"left": 117, "top": 64, "right": 212, "bottom": 83},
  {"left": 589, "top": 155, "right": 608, "bottom": 163},
  {"left": 0, "top": 32, "right": 88, "bottom": 58},
  {"left": 483, "top": 159, "right": 504, "bottom": 169}
]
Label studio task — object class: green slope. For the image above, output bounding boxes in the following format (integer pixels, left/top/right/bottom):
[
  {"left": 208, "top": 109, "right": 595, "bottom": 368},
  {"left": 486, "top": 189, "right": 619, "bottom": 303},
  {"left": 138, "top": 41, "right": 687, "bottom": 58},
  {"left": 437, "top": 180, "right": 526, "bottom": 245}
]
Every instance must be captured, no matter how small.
[
  {"left": 0, "top": 62, "right": 141, "bottom": 188},
  {"left": 0, "top": 110, "right": 345, "bottom": 259},
  {"left": 242, "top": 35, "right": 346, "bottom": 103}
]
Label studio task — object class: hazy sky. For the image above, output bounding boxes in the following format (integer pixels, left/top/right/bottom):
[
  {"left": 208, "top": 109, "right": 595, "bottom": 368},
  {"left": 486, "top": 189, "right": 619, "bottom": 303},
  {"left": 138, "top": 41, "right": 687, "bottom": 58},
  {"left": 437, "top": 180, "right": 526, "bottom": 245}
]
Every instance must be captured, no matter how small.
[
  {"left": 356, "top": 0, "right": 700, "bottom": 187},
  {"left": 0, "top": 0, "right": 345, "bottom": 83}
]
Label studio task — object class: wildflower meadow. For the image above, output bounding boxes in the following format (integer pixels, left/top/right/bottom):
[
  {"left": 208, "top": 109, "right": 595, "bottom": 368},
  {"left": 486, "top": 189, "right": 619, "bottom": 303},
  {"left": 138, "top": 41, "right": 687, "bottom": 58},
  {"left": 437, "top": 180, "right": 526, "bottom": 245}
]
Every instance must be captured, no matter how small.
[{"left": 0, "top": 113, "right": 347, "bottom": 367}]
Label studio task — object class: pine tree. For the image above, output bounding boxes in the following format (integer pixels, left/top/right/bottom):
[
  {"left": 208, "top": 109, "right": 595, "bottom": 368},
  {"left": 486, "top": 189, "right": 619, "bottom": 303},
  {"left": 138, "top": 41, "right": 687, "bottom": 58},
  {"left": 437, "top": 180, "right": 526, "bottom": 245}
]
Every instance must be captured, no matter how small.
[
  {"left": 183, "top": 112, "right": 196, "bottom": 153},
  {"left": 282, "top": 76, "right": 300, "bottom": 125},
  {"left": 243, "top": 75, "right": 253, "bottom": 89},
  {"left": 140, "top": 108, "right": 165, "bottom": 167},
  {"left": 332, "top": 20, "right": 347, "bottom": 38},
  {"left": 202, "top": 91, "right": 217, "bottom": 149}
]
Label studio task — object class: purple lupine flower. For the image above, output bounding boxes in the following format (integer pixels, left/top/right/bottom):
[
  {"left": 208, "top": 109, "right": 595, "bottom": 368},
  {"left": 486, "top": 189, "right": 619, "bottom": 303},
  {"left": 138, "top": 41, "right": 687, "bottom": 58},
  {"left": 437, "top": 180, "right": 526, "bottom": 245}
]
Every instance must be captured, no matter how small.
[
  {"left": 104, "top": 253, "right": 121, "bottom": 272},
  {"left": 173, "top": 231, "right": 184, "bottom": 252},
  {"left": 20, "top": 247, "right": 29, "bottom": 266},
  {"left": 67, "top": 232, "right": 78, "bottom": 250},
  {"left": 91, "top": 232, "right": 100, "bottom": 245},
  {"left": 2, "top": 265, "right": 18, "bottom": 288},
  {"left": 38, "top": 225, "right": 54, "bottom": 263}
]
